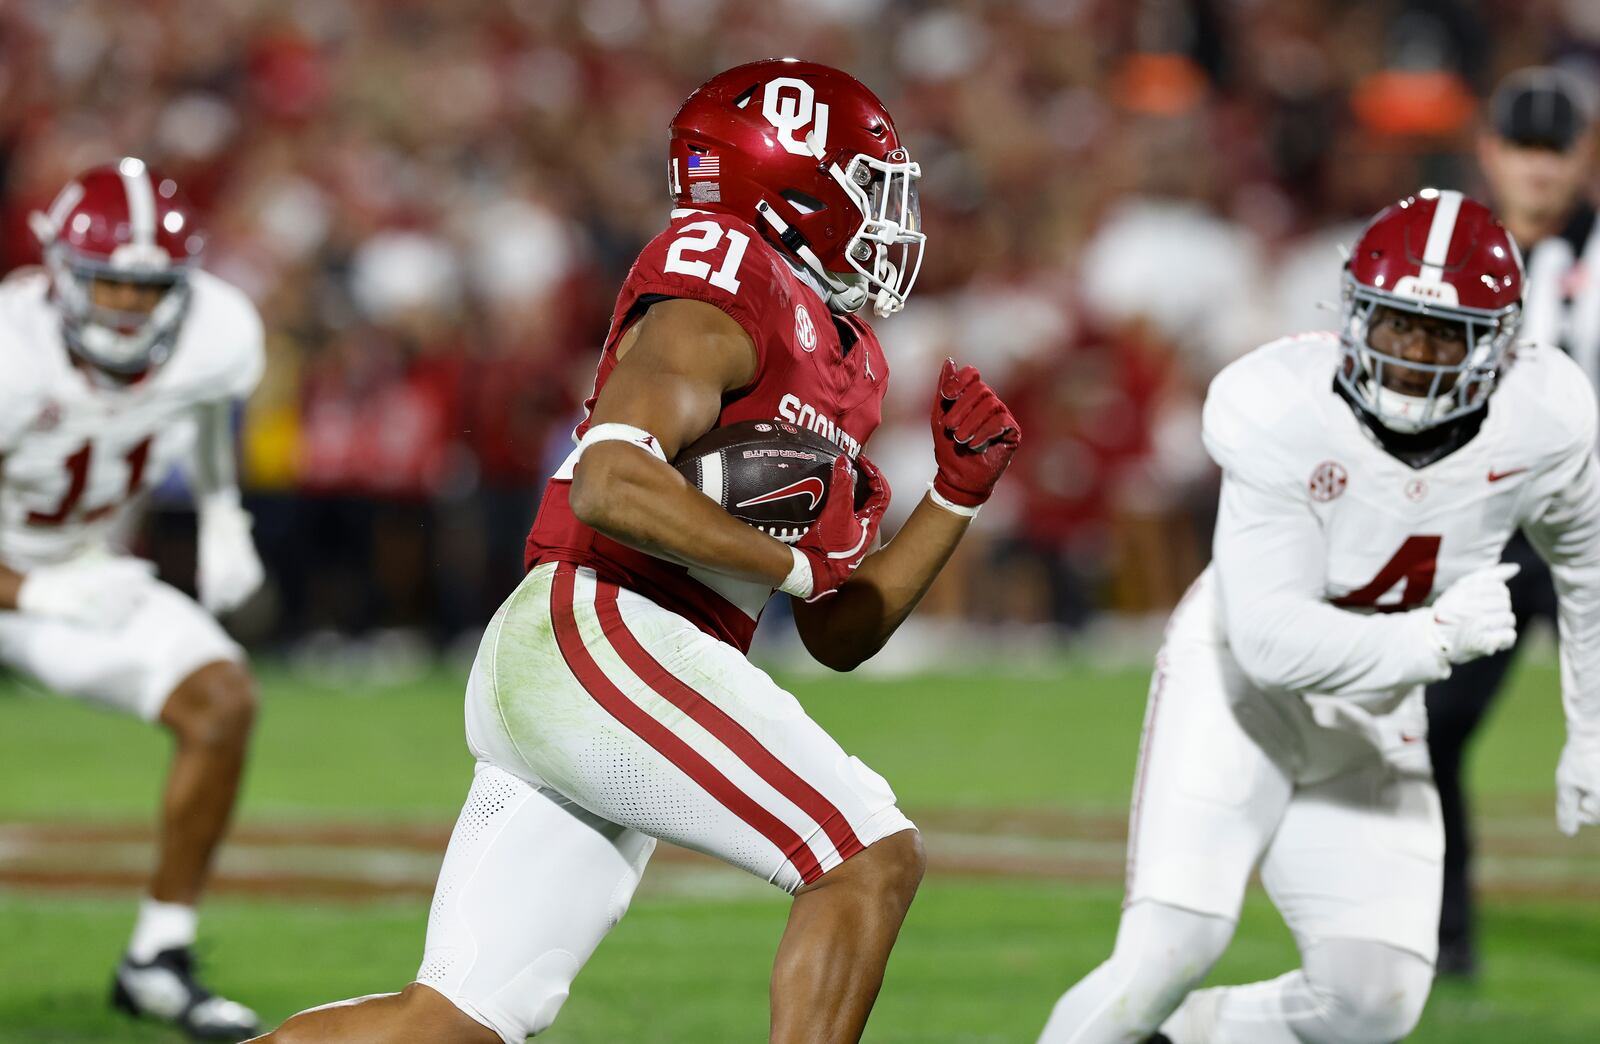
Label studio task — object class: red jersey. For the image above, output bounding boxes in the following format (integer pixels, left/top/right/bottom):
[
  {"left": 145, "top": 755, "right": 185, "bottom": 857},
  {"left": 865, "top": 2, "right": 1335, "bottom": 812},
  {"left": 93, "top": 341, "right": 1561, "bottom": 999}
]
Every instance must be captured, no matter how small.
[{"left": 524, "top": 209, "right": 889, "bottom": 651}]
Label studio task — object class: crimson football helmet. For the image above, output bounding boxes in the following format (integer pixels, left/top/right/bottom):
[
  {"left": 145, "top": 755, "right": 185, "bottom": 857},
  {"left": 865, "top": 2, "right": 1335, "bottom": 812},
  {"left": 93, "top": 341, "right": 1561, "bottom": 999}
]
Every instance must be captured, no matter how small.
[
  {"left": 28, "top": 157, "right": 204, "bottom": 375},
  {"left": 668, "top": 59, "right": 923, "bottom": 318},
  {"left": 1338, "top": 189, "right": 1523, "bottom": 432}
]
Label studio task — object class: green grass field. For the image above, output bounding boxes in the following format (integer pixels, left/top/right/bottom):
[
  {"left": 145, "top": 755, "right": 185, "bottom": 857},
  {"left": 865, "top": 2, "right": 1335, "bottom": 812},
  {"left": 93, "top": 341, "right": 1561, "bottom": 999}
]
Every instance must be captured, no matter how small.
[{"left": 1, "top": 652, "right": 1597, "bottom": 1042}]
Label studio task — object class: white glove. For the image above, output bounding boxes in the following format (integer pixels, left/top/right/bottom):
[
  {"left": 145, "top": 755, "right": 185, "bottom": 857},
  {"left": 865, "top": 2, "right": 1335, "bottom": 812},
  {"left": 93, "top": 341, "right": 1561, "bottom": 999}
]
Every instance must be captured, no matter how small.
[
  {"left": 1556, "top": 732, "right": 1600, "bottom": 837},
  {"left": 197, "top": 492, "right": 265, "bottom": 614},
  {"left": 16, "top": 552, "right": 155, "bottom": 629},
  {"left": 1425, "top": 562, "right": 1519, "bottom": 665}
]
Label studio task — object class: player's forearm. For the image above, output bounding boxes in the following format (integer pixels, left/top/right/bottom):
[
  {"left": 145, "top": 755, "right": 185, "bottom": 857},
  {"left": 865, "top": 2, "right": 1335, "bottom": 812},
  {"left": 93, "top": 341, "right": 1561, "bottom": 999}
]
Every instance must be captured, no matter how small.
[
  {"left": 1543, "top": 550, "right": 1600, "bottom": 734},
  {"left": 190, "top": 400, "right": 241, "bottom": 503},
  {"left": 571, "top": 442, "right": 794, "bottom": 587},
  {"left": 791, "top": 493, "right": 970, "bottom": 671},
  {"left": 1524, "top": 452, "right": 1600, "bottom": 732},
  {"left": 1215, "top": 480, "right": 1447, "bottom": 694},
  {"left": 1552, "top": 580, "right": 1600, "bottom": 735},
  {"left": 1225, "top": 597, "right": 1448, "bottom": 695}
]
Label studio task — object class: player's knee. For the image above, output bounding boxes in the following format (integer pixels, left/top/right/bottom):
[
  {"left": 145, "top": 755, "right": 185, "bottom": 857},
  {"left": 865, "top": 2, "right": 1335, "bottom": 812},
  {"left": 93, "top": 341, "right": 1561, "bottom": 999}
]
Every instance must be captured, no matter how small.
[
  {"left": 426, "top": 954, "right": 581, "bottom": 1041},
  {"left": 808, "top": 827, "right": 924, "bottom": 912},
  {"left": 862, "top": 827, "right": 925, "bottom": 909},
  {"left": 1114, "top": 901, "right": 1234, "bottom": 1010},
  {"left": 163, "top": 661, "right": 257, "bottom": 747},
  {"left": 1304, "top": 940, "right": 1431, "bottom": 1043}
]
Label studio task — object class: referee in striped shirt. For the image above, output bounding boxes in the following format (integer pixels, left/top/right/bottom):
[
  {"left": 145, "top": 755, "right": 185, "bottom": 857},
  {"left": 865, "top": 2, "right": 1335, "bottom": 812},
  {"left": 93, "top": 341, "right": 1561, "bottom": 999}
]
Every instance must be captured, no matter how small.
[{"left": 1428, "top": 65, "right": 1599, "bottom": 979}]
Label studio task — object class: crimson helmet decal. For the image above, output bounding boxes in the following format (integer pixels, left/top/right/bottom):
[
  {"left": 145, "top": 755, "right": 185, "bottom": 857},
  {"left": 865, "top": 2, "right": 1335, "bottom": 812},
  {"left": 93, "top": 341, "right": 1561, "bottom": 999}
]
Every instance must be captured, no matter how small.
[
  {"left": 668, "top": 59, "right": 924, "bottom": 318},
  {"left": 1336, "top": 190, "right": 1523, "bottom": 433}
]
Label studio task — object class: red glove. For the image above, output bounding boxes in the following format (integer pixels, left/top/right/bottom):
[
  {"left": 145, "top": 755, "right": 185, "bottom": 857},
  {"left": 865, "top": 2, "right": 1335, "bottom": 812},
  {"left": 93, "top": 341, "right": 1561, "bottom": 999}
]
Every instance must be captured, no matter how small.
[
  {"left": 780, "top": 453, "right": 890, "bottom": 601},
  {"left": 930, "top": 358, "right": 1021, "bottom": 509}
]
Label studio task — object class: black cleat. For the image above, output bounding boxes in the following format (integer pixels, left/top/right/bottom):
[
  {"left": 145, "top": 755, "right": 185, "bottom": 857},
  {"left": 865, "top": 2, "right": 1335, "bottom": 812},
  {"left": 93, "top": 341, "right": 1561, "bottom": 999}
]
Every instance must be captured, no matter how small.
[
  {"left": 111, "top": 946, "right": 260, "bottom": 1042},
  {"left": 1143, "top": 1036, "right": 1174, "bottom": 1043}
]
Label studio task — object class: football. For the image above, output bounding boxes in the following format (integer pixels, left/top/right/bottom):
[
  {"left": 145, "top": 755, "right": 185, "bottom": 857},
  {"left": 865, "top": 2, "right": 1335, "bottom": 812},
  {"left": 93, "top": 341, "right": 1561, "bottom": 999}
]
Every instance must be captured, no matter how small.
[{"left": 674, "top": 420, "right": 844, "bottom": 543}]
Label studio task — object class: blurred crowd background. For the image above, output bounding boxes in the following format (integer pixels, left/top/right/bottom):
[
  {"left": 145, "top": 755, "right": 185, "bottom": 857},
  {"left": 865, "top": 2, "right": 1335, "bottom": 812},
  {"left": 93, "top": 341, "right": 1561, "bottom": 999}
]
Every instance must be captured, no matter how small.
[{"left": 2, "top": 0, "right": 1597, "bottom": 661}]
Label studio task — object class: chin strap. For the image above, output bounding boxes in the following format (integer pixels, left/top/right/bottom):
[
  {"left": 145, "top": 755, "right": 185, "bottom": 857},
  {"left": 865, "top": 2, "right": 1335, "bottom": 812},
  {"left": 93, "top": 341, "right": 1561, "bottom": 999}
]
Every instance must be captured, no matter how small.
[{"left": 755, "top": 199, "right": 869, "bottom": 315}]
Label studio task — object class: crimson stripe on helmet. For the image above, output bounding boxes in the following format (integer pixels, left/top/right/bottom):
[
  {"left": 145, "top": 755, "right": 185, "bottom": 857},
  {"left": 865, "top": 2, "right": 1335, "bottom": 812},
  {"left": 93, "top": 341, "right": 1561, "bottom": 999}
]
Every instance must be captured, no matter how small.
[
  {"left": 118, "top": 158, "right": 157, "bottom": 249},
  {"left": 1419, "top": 190, "right": 1463, "bottom": 284},
  {"left": 45, "top": 182, "right": 85, "bottom": 237}
]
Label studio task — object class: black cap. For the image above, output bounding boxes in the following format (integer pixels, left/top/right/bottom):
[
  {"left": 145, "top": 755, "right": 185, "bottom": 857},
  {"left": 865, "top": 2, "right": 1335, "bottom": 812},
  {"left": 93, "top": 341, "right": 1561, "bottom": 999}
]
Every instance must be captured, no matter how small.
[{"left": 1490, "top": 67, "right": 1594, "bottom": 151}]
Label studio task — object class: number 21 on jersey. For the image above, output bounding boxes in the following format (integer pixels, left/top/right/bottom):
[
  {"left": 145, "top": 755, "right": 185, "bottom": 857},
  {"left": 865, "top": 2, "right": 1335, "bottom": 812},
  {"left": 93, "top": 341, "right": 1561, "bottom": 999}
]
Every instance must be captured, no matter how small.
[{"left": 664, "top": 221, "right": 749, "bottom": 293}]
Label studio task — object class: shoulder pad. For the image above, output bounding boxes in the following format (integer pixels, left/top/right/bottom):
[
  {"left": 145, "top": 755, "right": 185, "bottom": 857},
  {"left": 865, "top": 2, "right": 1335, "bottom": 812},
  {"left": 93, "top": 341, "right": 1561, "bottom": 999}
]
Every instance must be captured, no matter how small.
[
  {"left": 1203, "top": 334, "right": 1342, "bottom": 494},
  {"left": 174, "top": 272, "right": 265, "bottom": 400}
]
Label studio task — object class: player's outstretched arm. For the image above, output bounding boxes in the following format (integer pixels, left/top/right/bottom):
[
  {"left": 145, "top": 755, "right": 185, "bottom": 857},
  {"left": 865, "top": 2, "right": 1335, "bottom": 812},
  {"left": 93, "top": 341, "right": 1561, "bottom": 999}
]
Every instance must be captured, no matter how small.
[
  {"left": 1522, "top": 445, "right": 1600, "bottom": 834},
  {"left": 0, "top": 459, "right": 14, "bottom": 609},
  {"left": 791, "top": 489, "right": 971, "bottom": 671},
  {"left": 191, "top": 399, "right": 265, "bottom": 614},
  {"left": 791, "top": 360, "right": 1020, "bottom": 671},
  {"left": 573, "top": 299, "right": 800, "bottom": 589}
]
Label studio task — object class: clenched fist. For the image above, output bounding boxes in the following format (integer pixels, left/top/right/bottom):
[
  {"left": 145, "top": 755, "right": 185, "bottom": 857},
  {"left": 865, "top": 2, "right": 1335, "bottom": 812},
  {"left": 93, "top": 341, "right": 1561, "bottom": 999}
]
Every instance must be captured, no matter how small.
[{"left": 930, "top": 358, "right": 1021, "bottom": 511}]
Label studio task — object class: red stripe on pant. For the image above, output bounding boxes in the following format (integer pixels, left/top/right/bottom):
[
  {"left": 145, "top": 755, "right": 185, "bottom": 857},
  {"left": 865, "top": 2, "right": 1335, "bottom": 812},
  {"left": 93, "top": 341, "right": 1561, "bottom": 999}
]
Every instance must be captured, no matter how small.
[
  {"left": 592, "top": 578, "right": 865, "bottom": 866},
  {"left": 549, "top": 564, "right": 825, "bottom": 885}
]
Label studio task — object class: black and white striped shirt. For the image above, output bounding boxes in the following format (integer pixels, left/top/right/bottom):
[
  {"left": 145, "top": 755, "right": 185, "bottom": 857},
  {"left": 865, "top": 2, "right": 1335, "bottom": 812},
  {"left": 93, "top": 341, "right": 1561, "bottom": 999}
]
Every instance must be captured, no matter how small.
[{"left": 1521, "top": 203, "right": 1600, "bottom": 392}]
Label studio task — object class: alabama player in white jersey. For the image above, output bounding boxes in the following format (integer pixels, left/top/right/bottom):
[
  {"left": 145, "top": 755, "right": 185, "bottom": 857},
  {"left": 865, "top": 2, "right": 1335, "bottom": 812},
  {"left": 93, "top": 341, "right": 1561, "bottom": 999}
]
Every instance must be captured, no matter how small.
[
  {"left": 0, "top": 159, "right": 265, "bottom": 1040},
  {"left": 1039, "top": 189, "right": 1600, "bottom": 1044}
]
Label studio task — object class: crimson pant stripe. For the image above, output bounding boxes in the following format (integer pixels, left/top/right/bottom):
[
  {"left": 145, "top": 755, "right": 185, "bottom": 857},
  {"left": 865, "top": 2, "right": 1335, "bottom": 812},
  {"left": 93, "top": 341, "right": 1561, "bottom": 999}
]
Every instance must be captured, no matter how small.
[
  {"left": 592, "top": 579, "right": 865, "bottom": 865},
  {"left": 549, "top": 565, "right": 824, "bottom": 884}
]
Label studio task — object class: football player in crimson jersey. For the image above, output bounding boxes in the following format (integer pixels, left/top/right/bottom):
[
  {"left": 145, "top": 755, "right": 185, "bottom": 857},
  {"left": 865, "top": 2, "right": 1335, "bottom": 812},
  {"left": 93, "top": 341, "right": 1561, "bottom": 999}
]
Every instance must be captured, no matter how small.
[
  {"left": 0, "top": 159, "right": 264, "bottom": 1039},
  {"left": 258, "top": 60, "right": 1020, "bottom": 1044},
  {"left": 1038, "top": 190, "right": 1600, "bottom": 1044}
]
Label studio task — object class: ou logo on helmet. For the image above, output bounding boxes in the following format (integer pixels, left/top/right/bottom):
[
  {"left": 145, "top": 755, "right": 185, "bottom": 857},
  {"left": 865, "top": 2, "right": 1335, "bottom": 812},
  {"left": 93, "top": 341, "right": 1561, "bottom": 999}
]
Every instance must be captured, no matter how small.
[{"left": 764, "top": 77, "right": 830, "bottom": 157}]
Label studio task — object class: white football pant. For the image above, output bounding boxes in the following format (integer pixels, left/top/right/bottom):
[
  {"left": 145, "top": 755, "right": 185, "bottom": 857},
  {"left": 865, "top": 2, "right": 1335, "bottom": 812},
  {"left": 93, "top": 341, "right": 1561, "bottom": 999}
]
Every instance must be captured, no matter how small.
[{"left": 1039, "top": 574, "right": 1441, "bottom": 1044}]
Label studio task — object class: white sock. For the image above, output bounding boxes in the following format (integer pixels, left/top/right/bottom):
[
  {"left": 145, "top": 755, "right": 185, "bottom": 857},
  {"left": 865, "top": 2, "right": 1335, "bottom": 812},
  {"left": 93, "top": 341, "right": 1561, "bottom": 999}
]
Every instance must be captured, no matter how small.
[{"left": 129, "top": 898, "right": 198, "bottom": 962}]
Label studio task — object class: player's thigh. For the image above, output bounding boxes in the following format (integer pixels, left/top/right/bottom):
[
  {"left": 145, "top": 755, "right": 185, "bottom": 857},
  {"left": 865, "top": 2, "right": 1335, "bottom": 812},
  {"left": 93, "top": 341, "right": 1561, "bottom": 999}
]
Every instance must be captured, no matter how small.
[
  {"left": 1126, "top": 606, "right": 1293, "bottom": 920},
  {"left": 0, "top": 575, "right": 242, "bottom": 721},
  {"left": 470, "top": 562, "right": 913, "bottom": 894},
  {"left": 418, "top": 760, "right": 655, "bottom": 1043},
  {"left": 1261, "top": 752, "right": 1444, "bottom": 964}
]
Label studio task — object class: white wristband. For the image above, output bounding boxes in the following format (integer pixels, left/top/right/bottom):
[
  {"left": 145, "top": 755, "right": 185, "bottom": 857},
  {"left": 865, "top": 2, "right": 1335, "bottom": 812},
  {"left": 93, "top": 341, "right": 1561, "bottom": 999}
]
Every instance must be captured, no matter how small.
[
  {"left": 778, "top": 546, "right": 814, "bottom": 599},
  {"left": 578, "top": 422, "right": 667, "bottom": 462},
  {"left": 927, "top": 483, "right": 981, "bottom": 518}
]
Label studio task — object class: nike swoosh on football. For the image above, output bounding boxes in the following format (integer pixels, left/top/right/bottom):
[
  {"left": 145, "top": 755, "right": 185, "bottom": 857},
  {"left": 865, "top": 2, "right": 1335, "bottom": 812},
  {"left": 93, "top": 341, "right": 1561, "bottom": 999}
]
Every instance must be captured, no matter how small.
[
  {"left": 736, "top": 478, "right": 826, "bottom": 512},
  {"left": 1487, "top": 467, "right": 1529, "bottom": 483}
]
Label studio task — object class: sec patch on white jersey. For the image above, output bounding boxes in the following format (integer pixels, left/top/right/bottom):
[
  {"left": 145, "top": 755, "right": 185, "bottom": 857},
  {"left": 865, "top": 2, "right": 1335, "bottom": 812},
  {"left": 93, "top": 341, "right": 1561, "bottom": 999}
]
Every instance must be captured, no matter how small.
[
  {"left": 1205, "top": 331, "right": 1594, "bottom": 626},
  {"left": 0, "top": 268, "right": 264, "bottom": 570}
]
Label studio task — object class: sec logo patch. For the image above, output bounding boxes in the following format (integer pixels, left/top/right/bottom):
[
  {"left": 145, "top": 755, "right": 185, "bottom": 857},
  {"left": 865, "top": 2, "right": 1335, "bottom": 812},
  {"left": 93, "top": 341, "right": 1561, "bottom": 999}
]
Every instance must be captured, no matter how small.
[
  {"left": 1309, "top": 460, "right": 1347, "bottom": 502},
  {"left": 795, "top": 303, "right": 818, "bottom": 352}
]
